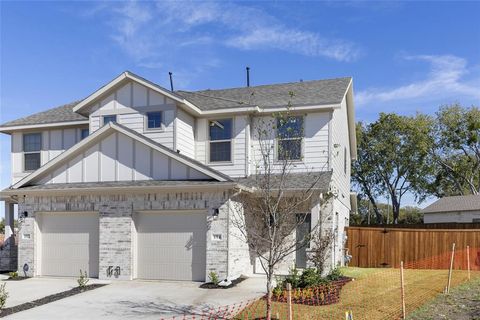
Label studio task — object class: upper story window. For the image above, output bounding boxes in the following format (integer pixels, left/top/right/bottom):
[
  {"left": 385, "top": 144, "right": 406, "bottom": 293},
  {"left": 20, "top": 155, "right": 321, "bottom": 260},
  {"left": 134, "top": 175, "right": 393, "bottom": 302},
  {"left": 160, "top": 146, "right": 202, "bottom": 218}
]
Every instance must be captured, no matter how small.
[
  {"left": 23, "top": 133, "right": 41, "bottom": 171},
  {"left": 103, "top": 115, "right": 117, "bottom": 125},
  {"left": 277, "top": 116, "right": 304, "bottom": 161},
  {"left": 81, "top": 129, "right": 89, "bottom": 140},
  {"left": 146, "top": 111, "right": 162, "bottom": 130},
  {"left": 209, "top": 119, "right": 232, "bottom": 162}
]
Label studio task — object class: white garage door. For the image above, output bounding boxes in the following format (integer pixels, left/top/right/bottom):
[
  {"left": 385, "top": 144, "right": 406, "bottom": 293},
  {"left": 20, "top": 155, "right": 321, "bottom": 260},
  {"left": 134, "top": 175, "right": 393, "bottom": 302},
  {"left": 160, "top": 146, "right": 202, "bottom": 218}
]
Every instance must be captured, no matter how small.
[
  {"left": 38, "top": 212, "right": 99, "bottom": 277},
  {"left": 136, "top": 211, "right": 207, "bottom": 281}
]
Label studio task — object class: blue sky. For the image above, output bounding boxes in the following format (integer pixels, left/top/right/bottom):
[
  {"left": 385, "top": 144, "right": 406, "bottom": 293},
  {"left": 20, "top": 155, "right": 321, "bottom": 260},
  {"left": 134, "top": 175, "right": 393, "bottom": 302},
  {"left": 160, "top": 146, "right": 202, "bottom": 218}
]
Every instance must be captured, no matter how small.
[{"left": 1, "top": 1, "right": 479, "bottom": 210}]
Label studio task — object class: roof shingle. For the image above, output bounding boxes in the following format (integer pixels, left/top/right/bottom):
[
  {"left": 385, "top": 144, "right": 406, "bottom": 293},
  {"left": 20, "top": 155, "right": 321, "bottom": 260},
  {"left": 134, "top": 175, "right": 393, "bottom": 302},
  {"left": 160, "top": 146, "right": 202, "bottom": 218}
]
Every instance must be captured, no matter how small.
[{"left": 422, "top": 195, "right": 480, "bottom": 213}]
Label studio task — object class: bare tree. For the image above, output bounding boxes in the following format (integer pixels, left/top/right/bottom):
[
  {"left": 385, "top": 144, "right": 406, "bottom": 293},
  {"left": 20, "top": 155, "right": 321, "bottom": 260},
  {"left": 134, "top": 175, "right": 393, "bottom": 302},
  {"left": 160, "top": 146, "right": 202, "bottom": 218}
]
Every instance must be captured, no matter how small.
[{"left": 230, "top": 100, "right": 332, "bottom": 319}]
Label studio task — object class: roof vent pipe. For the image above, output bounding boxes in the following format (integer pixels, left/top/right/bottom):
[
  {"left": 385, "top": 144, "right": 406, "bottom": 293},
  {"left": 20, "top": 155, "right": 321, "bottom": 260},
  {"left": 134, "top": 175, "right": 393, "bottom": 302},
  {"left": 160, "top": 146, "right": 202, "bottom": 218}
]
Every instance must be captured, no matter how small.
[
  {"left": 169, "top": 72, "right": 174, "bottom": 91},
  {"left": 246, "top": 67, "right": 250, "bottom": 87}
]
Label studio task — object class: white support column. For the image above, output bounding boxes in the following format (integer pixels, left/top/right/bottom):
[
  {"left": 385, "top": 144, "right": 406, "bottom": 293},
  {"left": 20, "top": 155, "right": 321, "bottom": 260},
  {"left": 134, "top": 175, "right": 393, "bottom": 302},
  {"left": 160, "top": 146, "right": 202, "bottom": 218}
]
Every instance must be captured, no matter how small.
[{"left": 5, "top": 201, "right": 15, "bottom": 241}]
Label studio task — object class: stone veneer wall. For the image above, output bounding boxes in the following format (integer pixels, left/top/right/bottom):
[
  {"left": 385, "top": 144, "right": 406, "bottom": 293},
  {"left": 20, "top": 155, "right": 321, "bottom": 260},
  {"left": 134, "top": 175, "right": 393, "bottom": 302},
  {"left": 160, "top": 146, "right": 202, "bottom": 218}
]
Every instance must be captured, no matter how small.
[
  {"left": 0, "top": 237, "right": 18, "bottom": 272},
  {"left": 17, "top": 190, "right": 238, "bottom": 280}
]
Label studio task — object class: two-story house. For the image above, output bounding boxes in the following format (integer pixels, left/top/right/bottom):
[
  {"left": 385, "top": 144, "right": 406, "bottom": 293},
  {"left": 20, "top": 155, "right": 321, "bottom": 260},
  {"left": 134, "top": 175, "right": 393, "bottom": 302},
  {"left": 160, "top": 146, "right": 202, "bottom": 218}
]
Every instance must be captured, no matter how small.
[{"left": 0, "top": 71, "right": 356, "bottom": 281}]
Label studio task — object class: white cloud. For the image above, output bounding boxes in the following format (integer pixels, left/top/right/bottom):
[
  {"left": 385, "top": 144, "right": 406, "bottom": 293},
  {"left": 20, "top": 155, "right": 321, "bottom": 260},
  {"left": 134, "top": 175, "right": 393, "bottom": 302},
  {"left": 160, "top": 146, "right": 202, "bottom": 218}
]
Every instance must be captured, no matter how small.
[
  {"left": 356, "top": 54, "right": 480, "bottom": 106},
  {"left": 85, "top": 0, "right": 361, "bottom": 78}
]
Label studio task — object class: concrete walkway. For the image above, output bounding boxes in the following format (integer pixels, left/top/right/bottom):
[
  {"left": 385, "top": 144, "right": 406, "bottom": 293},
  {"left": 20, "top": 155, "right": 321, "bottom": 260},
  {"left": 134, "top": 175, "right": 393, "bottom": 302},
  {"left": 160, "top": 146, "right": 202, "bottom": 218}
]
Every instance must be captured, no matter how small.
[{"left": 4, "top": 276, "right": 266, "bottom": 319}]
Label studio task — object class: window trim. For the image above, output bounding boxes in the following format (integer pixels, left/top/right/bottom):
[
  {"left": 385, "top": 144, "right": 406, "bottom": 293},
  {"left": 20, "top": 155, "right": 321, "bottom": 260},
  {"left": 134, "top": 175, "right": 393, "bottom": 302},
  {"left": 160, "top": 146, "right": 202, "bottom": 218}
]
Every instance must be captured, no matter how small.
[
  {"left": 102, "top": 115, "right": 117, "bottom": 126},
  {"left": 207, "top": 118, "right": 234, "bottom": 164},
  {"left": 144, "top": 111, "right": 164, "bottom": 132},
  {"left": 275, "top": 115, "right": 305, "bottom": 162},
  {"left": 22, "top": 132, "right": 42, "bottom": 172}
]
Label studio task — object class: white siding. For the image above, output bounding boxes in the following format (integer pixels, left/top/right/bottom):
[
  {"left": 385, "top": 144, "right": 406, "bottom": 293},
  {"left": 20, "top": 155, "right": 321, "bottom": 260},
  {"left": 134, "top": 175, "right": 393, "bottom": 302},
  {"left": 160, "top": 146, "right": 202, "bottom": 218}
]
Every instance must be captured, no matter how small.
[
  {"left": 88, "top": 81, "right": 175, "bottom": 149},
  {"left": 424, "top": 211, "right": 480, "bottom": 223},
  {"left": 10, "top": 126, "right": 88, "bottom": 184},
  {"left": 33, "top": 131, "right": 210, "bottom": 185},
  {"left": 195, "top": 116, "right": 248, "bottom": 178},
  {"left": 176, "top": 109, "right": 195, "bottom": 158},
  {"left": 330, "top": 98, "right": 351, "bottom": 211},
  {"left": 249, "top": 112, "right": 330, "bottom": 174}
]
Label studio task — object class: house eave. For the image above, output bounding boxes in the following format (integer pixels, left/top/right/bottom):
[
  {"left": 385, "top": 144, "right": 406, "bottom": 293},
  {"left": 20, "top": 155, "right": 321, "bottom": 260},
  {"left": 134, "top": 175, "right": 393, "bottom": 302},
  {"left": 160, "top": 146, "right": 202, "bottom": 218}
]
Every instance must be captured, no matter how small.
[{"left": 0, "top": 120, "right": 89, "bottom": 134}]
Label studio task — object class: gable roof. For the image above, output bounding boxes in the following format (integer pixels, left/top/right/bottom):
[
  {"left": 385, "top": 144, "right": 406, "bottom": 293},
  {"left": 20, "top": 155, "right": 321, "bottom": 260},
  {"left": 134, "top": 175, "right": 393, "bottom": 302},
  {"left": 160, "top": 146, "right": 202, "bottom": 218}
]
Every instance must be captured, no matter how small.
[
  {"left": 1, "top": 73, "right": 353, "bottom": 130},
  {"left": 422, "top": 195, "right": 480, "bottom": 214},
  {"left": 10, "top": 122, "right": 231, "bottom": 189},
  {"left": 176, "top": 77, "right": 352, "bottom": 111},
  {"left": 0, "top": 101, "right": 87, "bottom": 131}
]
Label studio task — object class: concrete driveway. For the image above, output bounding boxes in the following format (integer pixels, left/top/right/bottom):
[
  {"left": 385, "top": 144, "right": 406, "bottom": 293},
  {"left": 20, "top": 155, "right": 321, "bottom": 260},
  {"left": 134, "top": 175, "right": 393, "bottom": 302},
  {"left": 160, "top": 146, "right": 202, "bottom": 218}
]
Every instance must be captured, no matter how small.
[{"left": 4, "top": 276, "right": 266, "bottom": 319}]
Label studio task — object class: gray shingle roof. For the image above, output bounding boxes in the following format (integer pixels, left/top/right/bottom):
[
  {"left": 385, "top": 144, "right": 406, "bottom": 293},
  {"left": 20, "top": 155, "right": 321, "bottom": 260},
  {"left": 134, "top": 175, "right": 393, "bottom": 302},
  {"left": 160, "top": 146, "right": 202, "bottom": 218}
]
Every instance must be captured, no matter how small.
[
  {"left": 0, "top": 101, "right": 86, "bottom": 128},
  {"left": 12, "top": 180, "right": 233, "bottom": 191},
  {"left": 422, "top": 195, "right": 480, "bottom": 213},
  {"left": 237, "top": 171, "right": 332, "bottom": 191},
  {"left": 176, "top": 77, "right": 351, "bottom": 111},
  {"left": 0, "top": 76, "right": 351, "bottom": 128}
]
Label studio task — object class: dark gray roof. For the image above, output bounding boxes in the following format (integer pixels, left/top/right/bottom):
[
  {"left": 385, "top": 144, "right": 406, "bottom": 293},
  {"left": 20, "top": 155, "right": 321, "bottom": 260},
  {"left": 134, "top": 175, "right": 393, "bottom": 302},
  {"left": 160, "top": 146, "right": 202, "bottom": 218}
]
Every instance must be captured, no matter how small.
[
  {"left": 11, "top": 180, "right": 234, "bottom": 191},
  {"left": 176, "top": 77, "right": 351, "bottom": 111},
  {"left": 1, "top": 76, "right": 351, "bottom": 128},
  {"left": 422, "top": 195, "right": 480, "bottom": 213},
  {"left": 237, "top": 171, "right": 332, "bottom": 191},
  {"left": 0, "top": 101, "right": 86, "bottom": 128}
]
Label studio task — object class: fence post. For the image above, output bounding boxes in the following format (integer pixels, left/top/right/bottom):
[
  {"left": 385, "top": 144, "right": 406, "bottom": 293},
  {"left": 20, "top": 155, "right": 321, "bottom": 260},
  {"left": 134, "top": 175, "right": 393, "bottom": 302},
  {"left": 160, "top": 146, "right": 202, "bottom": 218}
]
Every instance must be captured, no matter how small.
[
  {"left": 287, "top": 283, "right": 293, "bottom": 320},
  {"left": 447, "top": 242, "right": 456, "bottom": 293},
  {"left": 400, "top": 261, "right": 406, "bottom": 319},
  {"left": 467, "top": 245, "right": 471, "bottom": 281}
]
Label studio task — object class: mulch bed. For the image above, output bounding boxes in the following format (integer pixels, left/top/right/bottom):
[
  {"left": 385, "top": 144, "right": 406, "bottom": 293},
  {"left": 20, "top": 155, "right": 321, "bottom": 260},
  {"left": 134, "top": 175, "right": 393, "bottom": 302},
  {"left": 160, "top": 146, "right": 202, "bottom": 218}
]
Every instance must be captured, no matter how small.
[
  {"left": 3, "top": 277, "right": 29, "bottom": 281},
  {"left": 200, "top": 276, "right": 247, "bottom": 289},
  {"left": 0, "top": 284, "right": 107, "bottom": 317},
  {"left": 271, "top": 276, "right": 352, "bottom": 306}
]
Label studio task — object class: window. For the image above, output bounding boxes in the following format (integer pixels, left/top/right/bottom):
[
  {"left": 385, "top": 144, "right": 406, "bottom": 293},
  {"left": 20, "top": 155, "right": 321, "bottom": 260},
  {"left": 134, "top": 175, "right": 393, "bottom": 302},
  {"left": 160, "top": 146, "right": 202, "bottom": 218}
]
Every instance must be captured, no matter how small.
[
  {"left": 23, "top": 133, "right": 41, "bottom": 171},
  {"left": 81, "top": 129, "right": 89, "bottom": 140},
  {"left": 277, "top": 116, "right": 304, "bottom": 160},
  {"left": 209, "top": 119, "right": 232, "bottom": 162},
  {"left": 146, "top": 111, "right": 162, "bottom": 130},
  {"left": 103, "top": 115, "right": 117, "bottom": 125}
]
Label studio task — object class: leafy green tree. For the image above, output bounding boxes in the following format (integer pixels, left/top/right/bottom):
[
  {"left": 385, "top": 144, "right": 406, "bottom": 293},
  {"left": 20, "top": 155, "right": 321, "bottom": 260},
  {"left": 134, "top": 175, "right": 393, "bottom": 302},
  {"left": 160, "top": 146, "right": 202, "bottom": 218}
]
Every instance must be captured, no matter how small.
[
  {"left": 428, "top": 105, "right": 480, "bottom": 196},
  {"left": 352, "top": 113, "right": 434, "bottom": 223}
]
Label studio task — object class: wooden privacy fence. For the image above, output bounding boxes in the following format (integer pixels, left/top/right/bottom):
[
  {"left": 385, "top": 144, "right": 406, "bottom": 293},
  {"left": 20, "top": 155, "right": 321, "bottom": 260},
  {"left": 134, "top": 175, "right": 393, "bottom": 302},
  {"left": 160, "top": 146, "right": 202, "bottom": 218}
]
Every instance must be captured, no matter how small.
[{"left": 346, "top": 226, "right": 480, "bottom": 268}]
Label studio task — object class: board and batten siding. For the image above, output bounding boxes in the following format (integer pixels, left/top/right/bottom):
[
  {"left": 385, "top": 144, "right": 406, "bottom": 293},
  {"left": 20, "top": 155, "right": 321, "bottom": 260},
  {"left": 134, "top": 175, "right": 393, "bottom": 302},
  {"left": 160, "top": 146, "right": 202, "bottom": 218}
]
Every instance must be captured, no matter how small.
[
  {"left": 249, "top": 112, "right": 330, "bottom": 174},
  {"left": 11, "top": 126, "right": 88, "bottom": 184},
  {"left": 175, "top": 109, "right": 195, "bottom": 158},
  {"left": 195, "top": 116, "right": 248, "bottom": 178},
  {"left": 88, "top": 81, "right": 176, "bottom": 150},
  {"left": 33, "top": 131, "right": 210, "bottom": 185}
]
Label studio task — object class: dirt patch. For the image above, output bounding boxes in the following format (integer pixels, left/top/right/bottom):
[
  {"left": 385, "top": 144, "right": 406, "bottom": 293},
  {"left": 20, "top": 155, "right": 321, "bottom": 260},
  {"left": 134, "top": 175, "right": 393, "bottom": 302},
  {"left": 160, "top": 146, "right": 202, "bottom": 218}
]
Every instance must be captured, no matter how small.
[
  {"left": 407, "top": 277, "right": 480, "bottom": 320},
  {"left": 0, "top": 284, "right": 107, "bottom": 317},
  {"left": 200, "top": 277, "right": 247, "bottom": 289}
]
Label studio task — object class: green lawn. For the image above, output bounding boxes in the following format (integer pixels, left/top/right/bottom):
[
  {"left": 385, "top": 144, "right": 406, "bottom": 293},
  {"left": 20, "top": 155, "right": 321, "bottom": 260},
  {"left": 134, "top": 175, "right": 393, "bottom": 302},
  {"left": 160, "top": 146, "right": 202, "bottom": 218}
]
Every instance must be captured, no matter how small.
[{"left": 235, "top": 268, "right": 478, "bottom": 320}]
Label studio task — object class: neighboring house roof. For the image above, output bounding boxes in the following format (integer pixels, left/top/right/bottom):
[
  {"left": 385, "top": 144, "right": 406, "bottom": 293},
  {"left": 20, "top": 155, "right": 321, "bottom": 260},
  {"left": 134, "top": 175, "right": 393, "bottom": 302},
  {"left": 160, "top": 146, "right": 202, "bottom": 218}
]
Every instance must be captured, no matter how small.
[
  {"left": 237, "top": 171, "right": 332, "bottom": 191},
  {"left": 9, "top": 122, "right": 232, "bottom": 190},
  {"left": 0, "top": 101, "right": 87, "bottom": 130},
  {"left": 422, "top": 195, "right": 480, "bottom": 213},
  {"left": 176, "top": 77, "right": 352, "bottom": 111}
]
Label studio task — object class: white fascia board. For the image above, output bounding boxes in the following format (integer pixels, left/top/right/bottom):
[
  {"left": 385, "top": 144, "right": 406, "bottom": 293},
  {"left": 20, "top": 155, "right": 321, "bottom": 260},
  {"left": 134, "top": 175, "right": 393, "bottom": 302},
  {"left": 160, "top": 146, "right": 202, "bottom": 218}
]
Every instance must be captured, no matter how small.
[
  {"left": 195, "top": 104, "right": 338, "bottom": 117},
  {"left": 343, "top": 79, "right": 357, "bottom": 160},
  {"left": 0, "top": 120, "right": 89, "bottom": 133},
  {"left": 11, "top": 124, "right": 114, "bottom": 189},
  {"left": 111, "top": 123, "right": 228, "bottom": 181},
  {"left": 73, "top": 71, "right": 203, "bottom": 115}
]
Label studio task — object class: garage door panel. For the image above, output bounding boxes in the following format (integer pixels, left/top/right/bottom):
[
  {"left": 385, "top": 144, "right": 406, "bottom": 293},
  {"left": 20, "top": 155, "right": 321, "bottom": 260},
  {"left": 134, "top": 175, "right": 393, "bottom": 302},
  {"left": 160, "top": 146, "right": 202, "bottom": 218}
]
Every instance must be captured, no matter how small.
[
  {"left": 39, "top": 212, "right": 99, "bottom": 278},
  {"left": 136, "top": 212, "right": 206, "bottom": 281}
]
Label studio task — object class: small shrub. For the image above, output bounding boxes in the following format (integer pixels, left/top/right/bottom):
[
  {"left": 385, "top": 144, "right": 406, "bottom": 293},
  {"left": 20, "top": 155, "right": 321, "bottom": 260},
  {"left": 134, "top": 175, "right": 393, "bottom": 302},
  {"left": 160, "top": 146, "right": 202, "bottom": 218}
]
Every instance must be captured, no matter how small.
[
  {"left": 0, "top": 283, "right": 8, "bottom": 310},
  {"left": 208, "top": 271, "right": 219, "bottom": 285},
  {"left": 77, "top": 270, "right": 89, "bottom": 289},
  {"left": 283, "top": 267, "right": 301, "bottom": 288},
  {"left": 8, "top": 271, "right": 18, "bottom": 279},
  {"left": 327, "top": 268, "right": 343, "bottom": 281}
]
